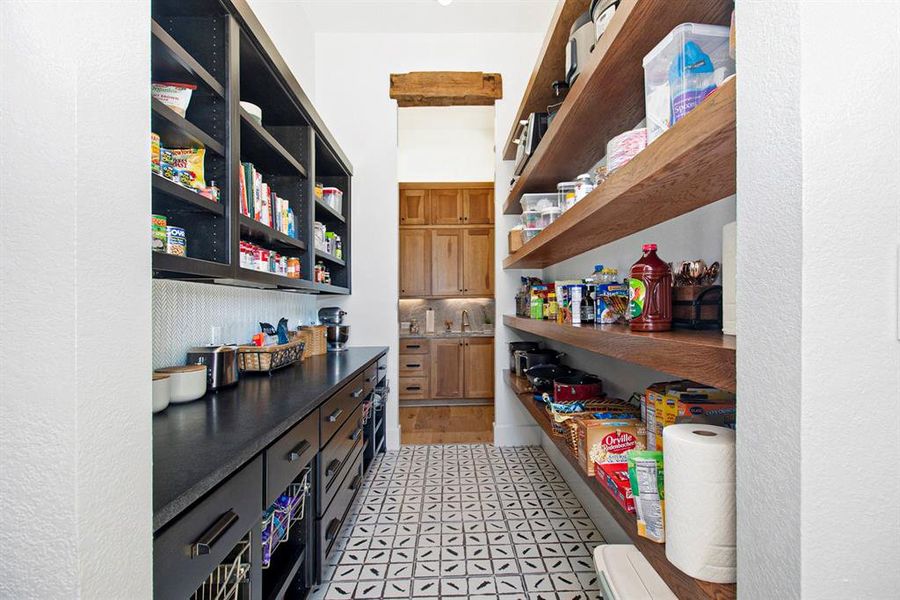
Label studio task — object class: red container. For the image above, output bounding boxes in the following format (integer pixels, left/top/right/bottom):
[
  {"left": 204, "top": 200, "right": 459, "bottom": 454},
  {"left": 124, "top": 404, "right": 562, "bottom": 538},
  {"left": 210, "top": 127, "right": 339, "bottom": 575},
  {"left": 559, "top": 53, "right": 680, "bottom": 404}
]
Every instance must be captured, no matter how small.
[
  {"left": 629, "top": 243, "right": 672, "bottom": 332},
  {"left": 553, "top": 374, "right": 603, "bottom": 403},
  {"left": 595, "top": 462, "right": 635, "bottom": 513}
]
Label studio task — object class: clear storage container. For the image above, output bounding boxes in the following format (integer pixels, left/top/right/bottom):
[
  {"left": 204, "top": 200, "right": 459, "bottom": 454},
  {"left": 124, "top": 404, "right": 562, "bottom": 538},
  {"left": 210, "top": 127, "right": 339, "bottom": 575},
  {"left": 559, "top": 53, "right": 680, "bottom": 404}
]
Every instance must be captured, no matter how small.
[
  {"left": 520, "top": 192, "right": 558, "bottom": 213},
  {"left": 523, "top": 228, "right": 544, "bottom": 243},
  {"left": 522, "top": 209, "right": 542, "bottom": 229},
  {"left": 557, "top": 181, "right": 578, "bottom": 212},
  {"left": 541, "top": 206, "right": 562, "bottom": 228},
  {"left": 322, "top": 186, "right": 343, "bottom": 212},
  {"left": 643, "top": 23, "right": 734, "bottom": 144}
]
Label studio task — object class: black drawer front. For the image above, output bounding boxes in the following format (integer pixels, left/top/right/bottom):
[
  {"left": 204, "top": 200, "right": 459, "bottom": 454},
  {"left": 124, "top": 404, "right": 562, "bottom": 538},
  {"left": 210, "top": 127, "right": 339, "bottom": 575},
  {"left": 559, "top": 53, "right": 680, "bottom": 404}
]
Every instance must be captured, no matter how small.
[
  {"left": 319, "top": 404, "right": 364, "bottom": 513},
  {"left": 154, "top": 456, "right": 263, "bottom": 600},
  {"left": 363, "top": 363, "right": 378, "bottom": 395},
  {"left": 319, "top": 446, "right": 364, "bottom": 563},
  {"left": 265, "top": 410, "right": 319, "bottom": 506},
  {"left": 320, "top": 372, "right": 365, "bottom": 445}
]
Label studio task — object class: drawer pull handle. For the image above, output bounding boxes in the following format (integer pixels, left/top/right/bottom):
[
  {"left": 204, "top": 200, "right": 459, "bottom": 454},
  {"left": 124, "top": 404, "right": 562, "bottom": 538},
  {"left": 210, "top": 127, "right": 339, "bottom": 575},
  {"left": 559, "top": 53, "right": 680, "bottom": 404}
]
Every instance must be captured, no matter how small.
[
  {"left": 325, "top": 518, "right": 341, "bottom": 541},
  {"left": 327, "top": 408, "right": 344, "bottom": 422},
  {"left": 325, "top": 458, "right": 341, "bottom": 478},
  {"left": 378, "top": 365, "right": 387, "bottom": 371},
  {"left": 406, "top": 344, "right": 421, "bottom": 349},
  {"left": 191, "top": 509, "right": 238, "bottom": 558},
  {"left": 407, "top": 386, "right": 421, "bottom": 391},
  {"left": 350, "top": 387, "right": 364, "bottom": 398},
  {"left": 350, "top": 427, "right": 363, "bottom": 442},
  {"left": 350, "top": 473, "right": 363, "bottom": 490},
  {"left": 406, "top": 363, "right": 421, "bottom": 368},
  {"left": 288, "top": 440, "right": 310, "bottom": 462}
]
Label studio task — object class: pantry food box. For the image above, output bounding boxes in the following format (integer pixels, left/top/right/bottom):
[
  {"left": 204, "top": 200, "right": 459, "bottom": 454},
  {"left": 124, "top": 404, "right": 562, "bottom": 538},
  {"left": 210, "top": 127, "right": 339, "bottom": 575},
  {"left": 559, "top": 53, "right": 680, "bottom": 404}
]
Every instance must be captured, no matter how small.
[
  {"left": 595, "top": 462, "right": 635, "bottom": 513},
  {"left": 649, "top": 381, "right": 734, "bottom": 450},
  {"left": 644, "top": 380, "right": 689, "bottom": 451},
  {"left": 574, "top": 418, "right": 646, "bottom": 476}
]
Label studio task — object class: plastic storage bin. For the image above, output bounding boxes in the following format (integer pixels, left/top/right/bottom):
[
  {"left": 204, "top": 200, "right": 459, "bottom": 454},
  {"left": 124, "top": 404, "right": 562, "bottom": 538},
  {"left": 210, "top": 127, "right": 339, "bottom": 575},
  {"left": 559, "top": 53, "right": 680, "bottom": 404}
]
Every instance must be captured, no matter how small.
[
  {"left": 643, "top": 23, "right": 734, "bottom": 144},
  {"left": 557, "top": 181, "right": 578, "bottom": 212},
  {"left": 322, "top": 187, "right": 343, "bottom": 213},
  {"left": 523, "top": 228, "right": 543, "bottom": 243},
  {"left": 522, "top": 209, "right": 542, "bottom": 230},
  {"left": 520, "top": 192, "right": 558, "bottom": 213},
  {"left": 540, "top": 206, "right": 562, "bottom": 228}
]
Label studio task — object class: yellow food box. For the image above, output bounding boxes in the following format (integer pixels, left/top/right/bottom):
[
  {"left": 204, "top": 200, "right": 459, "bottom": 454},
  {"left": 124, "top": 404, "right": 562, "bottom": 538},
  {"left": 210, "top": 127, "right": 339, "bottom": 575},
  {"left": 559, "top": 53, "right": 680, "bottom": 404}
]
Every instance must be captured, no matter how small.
[
  {"left": 657, "top": 385, "right": 734, "bottom": 450},
  {"left": 574, "top": 418, "right": 646, "bottom": 476}
]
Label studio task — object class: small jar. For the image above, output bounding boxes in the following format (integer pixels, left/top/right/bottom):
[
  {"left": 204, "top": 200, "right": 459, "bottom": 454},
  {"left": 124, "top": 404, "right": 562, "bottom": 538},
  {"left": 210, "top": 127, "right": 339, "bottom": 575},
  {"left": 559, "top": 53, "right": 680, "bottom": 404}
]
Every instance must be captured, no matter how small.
[
  {"left": 574, "top": 173, "right": 595, "bottom": 202},
  {"left": 540, "top": 206, "right": 562, "bottom": 228},
  {"left": 557, "top": 181, "right": 578, "bottom": 211},
  {"left": 522, "top": 209, "right": 542, "bottom": 229}
]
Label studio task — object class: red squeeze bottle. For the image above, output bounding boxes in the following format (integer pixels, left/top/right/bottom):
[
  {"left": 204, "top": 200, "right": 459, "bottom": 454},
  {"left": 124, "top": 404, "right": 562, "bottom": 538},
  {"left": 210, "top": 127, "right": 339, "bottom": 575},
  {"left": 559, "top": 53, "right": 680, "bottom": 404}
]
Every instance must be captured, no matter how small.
[{"left": 629, "top": 243, "right": 672, "bottom": 332}]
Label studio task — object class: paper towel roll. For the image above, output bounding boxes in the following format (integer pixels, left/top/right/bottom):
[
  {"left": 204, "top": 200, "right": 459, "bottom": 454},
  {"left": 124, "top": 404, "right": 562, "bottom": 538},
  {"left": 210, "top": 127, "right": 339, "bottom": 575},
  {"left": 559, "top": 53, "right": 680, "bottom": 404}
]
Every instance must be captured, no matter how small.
[{"left": 663, "top": 424, "right": 736, "bottom": 583}]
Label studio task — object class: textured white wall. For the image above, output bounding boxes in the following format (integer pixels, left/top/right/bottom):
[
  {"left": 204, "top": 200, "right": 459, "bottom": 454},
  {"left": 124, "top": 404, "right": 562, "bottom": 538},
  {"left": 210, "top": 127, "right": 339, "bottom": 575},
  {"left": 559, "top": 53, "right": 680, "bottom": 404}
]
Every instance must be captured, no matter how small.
[
  {"left": 0, "top": 1, "right": 152, "bottom": 597},
  {"left": 739, "top": 1, "right": 900, "bottom": 598},
  {"left": 398, "top": 106, "right": 496, "bottom": 182},
  {"left": 249, "top": 0, "right": 317, "bottom": 99}
]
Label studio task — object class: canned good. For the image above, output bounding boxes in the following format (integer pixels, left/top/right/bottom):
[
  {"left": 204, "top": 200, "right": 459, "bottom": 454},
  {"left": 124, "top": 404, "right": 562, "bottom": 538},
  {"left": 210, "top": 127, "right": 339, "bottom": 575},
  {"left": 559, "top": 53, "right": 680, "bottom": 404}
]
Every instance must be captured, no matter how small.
[
  {"left": 152, "top": 214, "right": 167, "bottom": 252},
  {"left": 166, "top": 225, "right": 186, "bottom": 256}
]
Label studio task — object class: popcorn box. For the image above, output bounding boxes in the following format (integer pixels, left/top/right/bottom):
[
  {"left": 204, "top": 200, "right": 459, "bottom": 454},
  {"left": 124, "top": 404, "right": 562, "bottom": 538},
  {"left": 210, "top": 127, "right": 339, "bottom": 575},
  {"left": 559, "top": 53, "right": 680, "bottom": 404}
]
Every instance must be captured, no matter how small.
[{"left": 574, "top": 418, "right": 646, "bottom": 476}]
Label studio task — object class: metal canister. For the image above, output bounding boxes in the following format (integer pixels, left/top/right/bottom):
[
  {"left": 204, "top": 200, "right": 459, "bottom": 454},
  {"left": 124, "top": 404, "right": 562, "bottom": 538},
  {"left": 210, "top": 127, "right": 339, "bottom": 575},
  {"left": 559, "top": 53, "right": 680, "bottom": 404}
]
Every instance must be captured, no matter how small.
[{"left": 166, "top": 225, "right": 186, "bottom": 256}]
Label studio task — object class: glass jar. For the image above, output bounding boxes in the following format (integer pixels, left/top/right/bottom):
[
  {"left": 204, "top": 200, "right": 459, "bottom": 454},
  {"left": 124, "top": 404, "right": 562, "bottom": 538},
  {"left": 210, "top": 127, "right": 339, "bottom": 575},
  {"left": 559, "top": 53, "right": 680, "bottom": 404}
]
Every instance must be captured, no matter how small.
[{"left": 574, "top": 173, "right": 596, "bottom": 202}]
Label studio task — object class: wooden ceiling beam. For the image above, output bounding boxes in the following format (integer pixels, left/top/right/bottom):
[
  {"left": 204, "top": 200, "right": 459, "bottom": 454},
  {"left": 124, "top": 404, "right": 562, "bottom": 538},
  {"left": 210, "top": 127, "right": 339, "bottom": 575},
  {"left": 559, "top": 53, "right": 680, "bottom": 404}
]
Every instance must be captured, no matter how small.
[{"left": 390, "top": 71, "right": 503, "bottom": 107}]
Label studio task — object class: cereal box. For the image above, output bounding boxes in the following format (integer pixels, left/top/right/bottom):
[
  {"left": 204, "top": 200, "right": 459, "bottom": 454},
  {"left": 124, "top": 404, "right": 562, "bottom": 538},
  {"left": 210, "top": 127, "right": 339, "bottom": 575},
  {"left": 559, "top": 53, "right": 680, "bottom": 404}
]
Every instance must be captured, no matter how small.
[
  {"left": 595, "top": 462, "right": 635, "bottom": 513},
  {"left": 574, "top": 418, "right": 646, "bottom": 476}
]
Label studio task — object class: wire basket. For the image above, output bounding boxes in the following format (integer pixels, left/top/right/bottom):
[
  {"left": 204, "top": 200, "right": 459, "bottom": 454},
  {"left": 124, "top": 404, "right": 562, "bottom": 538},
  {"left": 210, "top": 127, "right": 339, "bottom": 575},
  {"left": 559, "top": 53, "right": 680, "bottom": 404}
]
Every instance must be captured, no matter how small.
[
  {"left": 190, "top": 535, "right": 251, "bottom": 600},
  {"left": 238, "top": 338, "right": 305, "bottom": 374},
  {"left": 261, "top": 468, "right": 311, "bottom": 569}
]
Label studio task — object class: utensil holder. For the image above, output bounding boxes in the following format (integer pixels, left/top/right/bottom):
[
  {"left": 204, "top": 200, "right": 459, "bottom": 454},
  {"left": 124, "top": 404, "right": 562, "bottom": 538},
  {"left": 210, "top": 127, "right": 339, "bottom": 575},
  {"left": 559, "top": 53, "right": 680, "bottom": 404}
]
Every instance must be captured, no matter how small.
[{"left": 672, "top": 285, "right": 723, "bottom": 330}]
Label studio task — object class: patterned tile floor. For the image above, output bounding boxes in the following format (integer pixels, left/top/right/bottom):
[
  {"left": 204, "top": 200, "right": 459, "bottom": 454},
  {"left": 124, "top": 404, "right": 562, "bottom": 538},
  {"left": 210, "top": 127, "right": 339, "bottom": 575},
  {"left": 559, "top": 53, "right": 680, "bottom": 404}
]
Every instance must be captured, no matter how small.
[{"left": 310, "top": 444, "right": 604, "bottom": 600}]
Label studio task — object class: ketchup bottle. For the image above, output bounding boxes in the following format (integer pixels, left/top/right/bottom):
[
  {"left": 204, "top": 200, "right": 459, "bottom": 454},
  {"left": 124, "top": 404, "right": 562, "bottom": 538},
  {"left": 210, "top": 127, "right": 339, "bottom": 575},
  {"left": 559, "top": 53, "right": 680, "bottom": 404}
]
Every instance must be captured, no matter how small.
[{"left": 629, "top": 243, "right": 672, "bottom": 332}]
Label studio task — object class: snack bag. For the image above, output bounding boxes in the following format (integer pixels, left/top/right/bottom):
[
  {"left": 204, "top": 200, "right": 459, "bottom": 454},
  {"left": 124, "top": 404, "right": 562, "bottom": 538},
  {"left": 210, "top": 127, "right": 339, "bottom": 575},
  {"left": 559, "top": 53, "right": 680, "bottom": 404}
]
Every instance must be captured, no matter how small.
[
  {"left": 627, "top": 450, "right": 665, "bottom": 543},
  {"left": 161, "top": 148, "right": 206, "bottom": 191}
]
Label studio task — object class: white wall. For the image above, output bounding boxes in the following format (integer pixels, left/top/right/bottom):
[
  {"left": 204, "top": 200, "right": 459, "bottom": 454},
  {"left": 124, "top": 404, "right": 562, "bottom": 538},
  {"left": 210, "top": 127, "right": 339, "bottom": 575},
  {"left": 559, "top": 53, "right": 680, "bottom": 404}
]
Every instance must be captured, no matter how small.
[
  {"left": 0, "top": 1, "right": 152, "bottom": 597},
  {"left": 739, "top": 1, "right": 900, "bottom": 598},
  {"left": 249, "top": 0, "right": 317, "bottom": 99},
  {"left": 398, "top": 106, "right": 495, "bottom": 182}
]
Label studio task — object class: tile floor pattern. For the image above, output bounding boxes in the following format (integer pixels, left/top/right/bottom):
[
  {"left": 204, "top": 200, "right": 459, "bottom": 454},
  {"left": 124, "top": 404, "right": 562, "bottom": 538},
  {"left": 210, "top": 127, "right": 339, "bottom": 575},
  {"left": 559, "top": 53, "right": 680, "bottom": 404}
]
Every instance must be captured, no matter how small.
[{"left": 310, "top": 444, "right": 604, "bottom": 600}]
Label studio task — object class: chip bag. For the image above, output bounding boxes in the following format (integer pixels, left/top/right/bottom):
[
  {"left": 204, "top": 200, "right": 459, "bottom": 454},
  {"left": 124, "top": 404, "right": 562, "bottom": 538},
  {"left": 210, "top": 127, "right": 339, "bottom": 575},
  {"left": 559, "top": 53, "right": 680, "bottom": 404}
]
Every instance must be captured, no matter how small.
[{"left": 161, "top": 147, "right": 206, "bottom": 191}]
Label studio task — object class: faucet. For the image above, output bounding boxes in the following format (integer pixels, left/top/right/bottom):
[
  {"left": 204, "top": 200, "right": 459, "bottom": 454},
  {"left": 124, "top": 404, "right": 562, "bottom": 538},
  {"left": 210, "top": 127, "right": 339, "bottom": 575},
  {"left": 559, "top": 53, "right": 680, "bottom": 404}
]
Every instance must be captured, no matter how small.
[{"left": 461, "top": 309, "right": 471, "bottom": 332}]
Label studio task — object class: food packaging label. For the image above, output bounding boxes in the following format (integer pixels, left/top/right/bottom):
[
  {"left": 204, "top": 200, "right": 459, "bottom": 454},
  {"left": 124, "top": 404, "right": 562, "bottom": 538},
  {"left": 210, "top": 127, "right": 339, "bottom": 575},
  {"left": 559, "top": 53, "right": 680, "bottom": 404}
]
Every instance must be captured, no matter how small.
[
  {"left": 576, "top": 418, "right": 646, "bottom": 475},
  {"left": 596, "top": 462, "right": 635, "bottom": 513},
  {"left": 627, "top": 450, "right": 665, "bottom": 543}
]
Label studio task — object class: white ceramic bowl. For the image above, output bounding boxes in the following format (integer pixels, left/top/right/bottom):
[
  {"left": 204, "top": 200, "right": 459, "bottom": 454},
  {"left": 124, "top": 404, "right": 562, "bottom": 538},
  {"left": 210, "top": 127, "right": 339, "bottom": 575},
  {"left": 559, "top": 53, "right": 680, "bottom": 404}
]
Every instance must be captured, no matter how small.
[
  {"left": 155, "top": 364, "right": 207, "bottom": 403},
  {"left": 152, "top": 373, "right": 170, "bottom": 413}
]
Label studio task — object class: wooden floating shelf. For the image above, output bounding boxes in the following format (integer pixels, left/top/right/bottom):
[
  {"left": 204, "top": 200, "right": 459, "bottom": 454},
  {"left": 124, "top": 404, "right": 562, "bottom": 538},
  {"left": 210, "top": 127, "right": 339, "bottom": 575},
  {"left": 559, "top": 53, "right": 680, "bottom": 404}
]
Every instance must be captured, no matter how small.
[
  {"left": 502, "top": 0, "right": 733, "bottom": 215},
  {"left": 152, "top": 174, "right": 225, "bottom": 216},
  {"left": 152, "top": 98, "right": 225, "bottom": 156},
  {"left": 505, "top": 77, "right": 736, "bottom": 268},
  {"left": 315, "top": 249, "right": 345, "bottom": 267},
  {"left": 501, "top": 0, "right": 589, "bottom": 160},
  {"left": 239, "top": 109, "right": 308, "bottom": 177},
  {"left": 503, "top": 370, "right": 736, "bottom": 600},
  {"left": 503, "top": 315, "right": 735, "bottom": 391},
  {"left": 315, "top": 199, "right": 345, "bottom": 223},
  {"left": 151, "top": 20, "right": 224, "bottom": 97},
  {"left": 239, "top": 215, "right": 306, "bottom": 253}
]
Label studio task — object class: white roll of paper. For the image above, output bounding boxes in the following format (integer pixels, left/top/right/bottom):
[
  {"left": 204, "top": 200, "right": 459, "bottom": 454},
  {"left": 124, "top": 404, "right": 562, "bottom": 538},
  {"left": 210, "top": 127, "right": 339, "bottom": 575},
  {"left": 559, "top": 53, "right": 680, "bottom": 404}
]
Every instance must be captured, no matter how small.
[{"left": 663, "top": 424, "right": 736, "bottom": 583}]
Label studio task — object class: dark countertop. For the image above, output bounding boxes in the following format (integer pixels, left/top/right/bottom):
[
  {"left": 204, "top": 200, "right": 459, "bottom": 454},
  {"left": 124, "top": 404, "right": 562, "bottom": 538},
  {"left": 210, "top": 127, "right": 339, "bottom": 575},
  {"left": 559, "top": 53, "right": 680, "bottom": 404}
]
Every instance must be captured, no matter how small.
[{"left": 152, "top": 346, "right": 387, "bottom": 532}]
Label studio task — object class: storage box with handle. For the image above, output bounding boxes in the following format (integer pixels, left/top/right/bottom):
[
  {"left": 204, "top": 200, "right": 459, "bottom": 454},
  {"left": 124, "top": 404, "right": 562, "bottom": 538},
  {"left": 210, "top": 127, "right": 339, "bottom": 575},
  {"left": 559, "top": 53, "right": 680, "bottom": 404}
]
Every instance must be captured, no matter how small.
[{"left": 299, "top": 325, "right": 327, "bottom": 356}]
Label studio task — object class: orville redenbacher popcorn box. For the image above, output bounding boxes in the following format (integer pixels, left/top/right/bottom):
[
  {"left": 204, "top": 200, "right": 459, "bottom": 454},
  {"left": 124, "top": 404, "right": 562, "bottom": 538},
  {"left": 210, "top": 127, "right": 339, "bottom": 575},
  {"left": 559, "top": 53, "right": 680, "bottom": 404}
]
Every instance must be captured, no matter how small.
[{"left": 574, "top": 418, "right": 646, "bottom": 476}]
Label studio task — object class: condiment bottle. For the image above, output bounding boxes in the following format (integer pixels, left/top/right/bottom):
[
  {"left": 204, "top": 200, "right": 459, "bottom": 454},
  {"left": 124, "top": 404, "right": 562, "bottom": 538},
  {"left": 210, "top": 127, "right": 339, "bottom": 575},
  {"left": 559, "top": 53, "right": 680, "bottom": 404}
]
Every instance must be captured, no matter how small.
[{"left": 629, "top": 243, "right": 672, "bottom": 332}]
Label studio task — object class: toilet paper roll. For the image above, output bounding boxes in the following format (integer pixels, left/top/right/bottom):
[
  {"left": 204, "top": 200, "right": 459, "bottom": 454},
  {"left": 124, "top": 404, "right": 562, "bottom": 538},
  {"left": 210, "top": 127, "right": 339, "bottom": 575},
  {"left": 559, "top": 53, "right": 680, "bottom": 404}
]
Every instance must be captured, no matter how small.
[{"left": 663, "top": 424, "right": 736, "bottom": 583}]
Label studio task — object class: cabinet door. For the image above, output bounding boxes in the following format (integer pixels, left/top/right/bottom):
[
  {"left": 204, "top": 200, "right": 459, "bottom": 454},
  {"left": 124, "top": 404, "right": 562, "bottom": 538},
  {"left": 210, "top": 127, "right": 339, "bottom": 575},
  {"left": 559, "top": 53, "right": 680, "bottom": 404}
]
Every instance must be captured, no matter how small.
[
  {"left": 431, "top": 229, "right": 463, "bottom": 296},
  {"left": 463, "top": 188, "right": 494, "bottom": 224},
  {"left": 430, "top": 339, "right": 465, "bottom": 399},
  {"left": 463, "top": 228, "right": 494, "bottom": 296},
  {"left": 464, "top": 338, "right": 494, "bottom": 399},
  {"left": 399, "top": 189, "right": 429, "bottom": 225},
  {"left": 431, "top": 188, "right": 464, "bottom": 225},
  {"left": 399, "top": 229, "right": 430, "bottom": 297}
]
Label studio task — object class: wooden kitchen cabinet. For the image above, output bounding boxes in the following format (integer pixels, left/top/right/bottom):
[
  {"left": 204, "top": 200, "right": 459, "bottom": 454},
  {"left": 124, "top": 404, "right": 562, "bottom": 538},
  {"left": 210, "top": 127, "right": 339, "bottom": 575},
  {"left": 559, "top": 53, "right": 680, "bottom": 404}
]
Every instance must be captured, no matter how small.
[
  {"left": 399, "top": 229, "right": 430, "bottom": 297},
  {"left": 430, "top": 339, "right": 465, "bottom": 398},
  {"left": 399, "top": 188, "right": 429, "bottom": 225},
  {"left": 463, "top": 228, "right": 494, "bottom": 296},
  {"left": 463, "top": 188, "right": 494, "bottom": 224},
  {"left": 431, "top": 229, "right": 463, "bottom": 295},
  {"left": 431, "top": 188, "right": 464, "bottom": 224},
  {"left": 464, "top": 337, "right": 494, "bottom": 398}
]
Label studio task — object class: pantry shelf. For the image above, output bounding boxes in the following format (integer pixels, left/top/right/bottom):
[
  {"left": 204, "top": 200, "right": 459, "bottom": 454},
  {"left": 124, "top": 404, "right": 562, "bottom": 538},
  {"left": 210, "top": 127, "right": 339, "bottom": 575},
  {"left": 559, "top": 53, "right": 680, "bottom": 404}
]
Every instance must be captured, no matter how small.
[
  {"left": 501, "top": 0, "right": 732, "bottom": 215},
  {"left": 152, "top": 98, "right": 226, "bottom": 156},
  {"left": 151, "top": 20, "right": 225, "bottom": 97},
  {"left": 235, "top": 268, "right": 316, "bottom": 291},
  {"left": 152, "top": 174, "right": 225, "bottom": 216},
  {"left": 314, "top": 249, "right": 345, "bottom": 267},
  {"left": 152, "top": 252, "right": 232, "bottom": 280},
  {"left": 315, "top": 199, "right": 345, "bottom": 223},
  {"left": 239, "top": 109, "right": 308, "bottom": 177},
  {"left": 501, "top": 0, "right": 589, "bottom": 160},
  {"left": 503, "top": 315, "right": 735, "bottom": 391},
  {"left": 239, "top": 215, "right": 306, "bottom": 253},
  {"left": 504, "top": 76, "right": 735, "bottom": 269},
  {"left": 502, "top": 370, "right": 736, "bottom": 600},
  {"left": 313, "top": 282, "right": 350, "bottom": 295}
]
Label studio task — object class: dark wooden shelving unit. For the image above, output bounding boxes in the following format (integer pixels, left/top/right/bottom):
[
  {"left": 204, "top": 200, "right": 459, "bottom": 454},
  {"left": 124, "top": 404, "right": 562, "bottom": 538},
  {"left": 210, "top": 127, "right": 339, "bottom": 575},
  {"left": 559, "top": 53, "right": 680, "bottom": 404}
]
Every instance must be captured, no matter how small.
[
  {"left": 504, "top": 315, "right": 735, "bottom": 391},
  {"left": 315, "top": 249, "right": 345, "bottom": 267},
  {"left": 151, "top": 0, "right": 352, "bottom": 294},
  {"left": 314, "top": 199, "right": 345, "bottom": 223},
  {"left": 503, "top": 370, "right": 736, "bottom": 600}
]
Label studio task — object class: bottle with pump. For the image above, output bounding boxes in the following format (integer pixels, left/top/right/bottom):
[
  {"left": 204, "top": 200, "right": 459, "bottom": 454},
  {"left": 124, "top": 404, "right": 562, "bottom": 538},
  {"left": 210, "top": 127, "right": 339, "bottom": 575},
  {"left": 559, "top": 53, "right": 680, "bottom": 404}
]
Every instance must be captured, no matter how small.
[{"left": 629, "top": 243, "right": 672, "bottom": 331}]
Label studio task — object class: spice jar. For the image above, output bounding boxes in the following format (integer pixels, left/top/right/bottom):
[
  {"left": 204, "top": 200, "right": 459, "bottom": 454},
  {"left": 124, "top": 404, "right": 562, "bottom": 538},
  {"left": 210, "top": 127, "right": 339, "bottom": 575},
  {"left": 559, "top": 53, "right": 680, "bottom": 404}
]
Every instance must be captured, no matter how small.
[{"left": 575, "top": 173, "right": 595, "bottom": 202}]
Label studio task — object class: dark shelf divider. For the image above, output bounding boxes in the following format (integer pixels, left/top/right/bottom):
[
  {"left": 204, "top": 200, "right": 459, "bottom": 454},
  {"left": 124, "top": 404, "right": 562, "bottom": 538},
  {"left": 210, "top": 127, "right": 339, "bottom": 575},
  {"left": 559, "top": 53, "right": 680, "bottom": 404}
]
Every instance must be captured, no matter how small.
[
  {"left": 152, "top": 98, "right": 225, "bottom": 155},
  {"left": 314, "top": 249, "right": 345, "bottom": 267},
  {"left": 153, "top": 174, "right": 225, "bottom": 215},
  {"left": 152, "top": 252, "right": 231, "bottom": 279},
  {"left": 239, "top": 215, "right": 306, "bottom": 252},
  {"left": 240, "top": 109, "right": 308, "bottom": 177},
  {"left": 151, "top": 20, "right": 225, "bottom": 96},
  {"left": 314, "top": 199, "right": 345, "bottom": 223}
]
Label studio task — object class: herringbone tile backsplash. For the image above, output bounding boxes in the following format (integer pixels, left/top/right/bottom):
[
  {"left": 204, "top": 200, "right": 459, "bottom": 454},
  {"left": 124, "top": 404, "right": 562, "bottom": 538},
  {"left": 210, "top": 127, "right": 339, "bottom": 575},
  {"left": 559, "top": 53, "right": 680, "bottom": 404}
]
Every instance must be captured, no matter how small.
[{"left": 152, "top": 280, "right": 317, "bottom": 369}]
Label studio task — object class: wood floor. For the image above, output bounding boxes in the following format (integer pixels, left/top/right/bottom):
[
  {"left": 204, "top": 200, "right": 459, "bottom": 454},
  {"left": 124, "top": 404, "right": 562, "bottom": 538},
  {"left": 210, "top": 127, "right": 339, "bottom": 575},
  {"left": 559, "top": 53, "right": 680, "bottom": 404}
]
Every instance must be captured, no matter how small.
[{"left": 400, "top": 405, "right": 494, "bottom": 445}]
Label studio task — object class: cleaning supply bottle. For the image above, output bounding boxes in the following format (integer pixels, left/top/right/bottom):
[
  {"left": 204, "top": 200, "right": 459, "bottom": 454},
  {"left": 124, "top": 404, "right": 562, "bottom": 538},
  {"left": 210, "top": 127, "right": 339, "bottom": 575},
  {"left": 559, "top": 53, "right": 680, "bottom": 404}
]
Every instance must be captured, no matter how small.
[
  {"left": 669, "top": 41, "right": 717, "bottom": 126},
  {"left": 629, "top": 244, "right": 672, "bottom": 332}
]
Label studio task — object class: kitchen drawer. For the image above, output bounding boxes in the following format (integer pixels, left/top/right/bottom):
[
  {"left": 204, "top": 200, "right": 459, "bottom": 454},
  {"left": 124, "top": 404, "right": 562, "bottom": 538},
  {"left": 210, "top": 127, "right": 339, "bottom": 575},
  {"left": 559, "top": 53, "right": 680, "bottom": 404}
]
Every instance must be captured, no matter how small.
[
  {"left": 399, "top": 376, "right": 429, "bottom": 400},
  {"left": 319, "top": 445, "right": 364, "bottom": 564},
  {"left": 319, "top": 404, "right": 363, "bottom": 511},
  {"left": 399, "top": 354, "right": 428, "bottom": 377},
  {"left": 153, "top": 456, "right": 263, "bottom": 600},
  {"left": 399, "top": 338, "right": 429, "bottom": 354},
  {"left": 363, "top": 362, "right": 378, "bottom": 394},
  {"left": 377, "top": 353, "right": 388, "bottom": 377},
  {"left": 320, "top": 372, "right": 365, "bottom": 446},
  {"left": 264, "top": 409, "right": 319, "bottom": 506}
]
